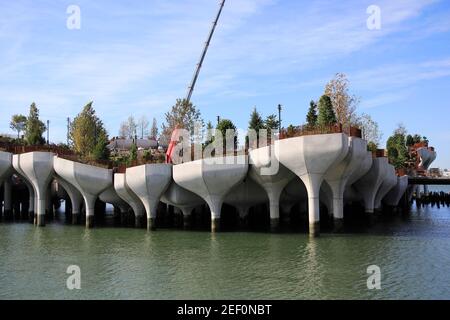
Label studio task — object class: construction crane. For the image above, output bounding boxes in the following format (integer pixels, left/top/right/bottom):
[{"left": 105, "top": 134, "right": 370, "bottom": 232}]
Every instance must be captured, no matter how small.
[
  {"left": 167, "top": 1, "right": 225, "bottom": 164},
  {"left": 185, "top": 0, "right": 226, "bottom": 103}
]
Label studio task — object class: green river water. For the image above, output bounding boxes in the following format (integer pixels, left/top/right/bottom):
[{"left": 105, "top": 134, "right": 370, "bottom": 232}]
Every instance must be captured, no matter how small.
[{"left": 1, "top": 194, "right": 450, "bottom": 300}]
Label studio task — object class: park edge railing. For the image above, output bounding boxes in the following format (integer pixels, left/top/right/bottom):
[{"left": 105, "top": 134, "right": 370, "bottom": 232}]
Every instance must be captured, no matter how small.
[{"left": 279, "top": 123, "right": 362, "bottom": 140}]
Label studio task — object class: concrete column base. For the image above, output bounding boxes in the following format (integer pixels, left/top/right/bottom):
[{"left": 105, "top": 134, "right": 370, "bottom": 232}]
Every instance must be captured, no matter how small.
[
  {"left": 135, "top": 216, "right": 144, "bottom": 228},
  {"left": 309, "top": 222, "right": 320, "bottom": 237},
  {"left": 72, "top": 213, "right": 80, "bottom": 225},
  {"left": 238, "top": 216, "right": 248, "bottom": 229},
  {"left": 28, "top": 212, "right": 35, "bottom": 224},
  {"left": 333, "top": 218, "right": 344, "bottom": 233},
  {"left": 281, "top": 215, "right": 291, "bottom": 225},
  {"left": 183, "top": 215, "right": 192, "bottom": 229},
  {"left": 211, "top": 218, "right": 220, "bottom": 232},
  {"left": 37, "top": 214, "right": 45, "bottom": 227},
  {"left": 270, "top": 218, "right": 280, "bottom": 232},
  {"left": 3, "top": 210, "right": 12, "bottom": 220},
  {"left": 86, "top": 215, "right": 94, "bottom": 228},
  {"left": 366, "top": 212, "right": 376, "bottom": 226},
  {"left": 147, "top": 218, "right": 156, "bottom": 231}
]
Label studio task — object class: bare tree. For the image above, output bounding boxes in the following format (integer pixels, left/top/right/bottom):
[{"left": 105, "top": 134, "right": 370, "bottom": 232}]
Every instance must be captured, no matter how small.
[
  {"left": 356, "top": 113, "right": 383, "bottom": 150},
  {"left": 137, "top": 115, "right": 149, "bottom": 139},
  {"left": 119, "top": 121, "right": 129, "bottom": 138},
  {"left": 324, "top": 73, "right": 359, "bottom": 127},
  {"left": 118, "top": 115, "right": 138, "bottom": 139}
]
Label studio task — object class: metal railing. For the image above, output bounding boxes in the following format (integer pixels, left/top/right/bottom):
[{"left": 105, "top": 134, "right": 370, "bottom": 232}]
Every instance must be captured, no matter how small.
[{"left": 279, "top": 123, "right": 362, "bottom": 140}]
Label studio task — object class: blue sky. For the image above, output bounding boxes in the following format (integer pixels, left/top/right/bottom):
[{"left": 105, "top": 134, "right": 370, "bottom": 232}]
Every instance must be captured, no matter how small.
[{"left": 1, "top": 0, "right": 449, "bottom": 167}]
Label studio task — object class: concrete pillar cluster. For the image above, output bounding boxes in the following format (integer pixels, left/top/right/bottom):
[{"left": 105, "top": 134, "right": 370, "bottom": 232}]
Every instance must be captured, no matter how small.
[{"left": 0, "top": 132, "right": 419, "bottom": 235}]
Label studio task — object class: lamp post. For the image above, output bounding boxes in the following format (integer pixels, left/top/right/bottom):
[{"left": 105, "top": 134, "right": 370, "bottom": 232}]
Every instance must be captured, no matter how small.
[
  {"left": 46, "top": 120, "right": 50, "bottom": 145},
  {"left": 278, "top": 104, "right": 282, "bottom": 132},
  {"left": 67, "top": 117, "right": 70, "bottom": 145}
]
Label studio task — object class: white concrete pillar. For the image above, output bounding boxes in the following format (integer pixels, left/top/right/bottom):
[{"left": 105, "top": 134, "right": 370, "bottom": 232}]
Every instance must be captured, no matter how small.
[
  {"left": 267, "top": 188, "right": 282, "bottom": 230},
  {"left": 181, "top": 207, "right": 194, "bottom": 229},
  {"left": 126, "top": 164, "right": 172, "bottom": 231},
  {"left": 208, "top": 196, "right": 223, "bottom": 232},
  {"left": 301, "top": 174, "right": 322, "bottom": 237},
  {"left": 173, "top": 156, "right": 248, "bottom": 233},
  {"left": 84, "top": 194, "right": 96, "bottom": 228},
  {"left": 3, "top": 179, "right": 12, "bottom": 217}
]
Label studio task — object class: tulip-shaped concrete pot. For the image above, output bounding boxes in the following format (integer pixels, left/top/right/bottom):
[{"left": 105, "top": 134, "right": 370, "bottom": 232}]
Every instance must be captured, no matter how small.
[
  {"left": 417, "top": 147, "right": 437, "bottom": 170},
  {"left": 275, "top": 133, "right": 349, "bottom": 236},
  {"left": 173, "top": 155, "right": 248, "bottom": 232},
  {"left": 374, "top": 163, "right": 397, "bottom": 210},
  {"left": 354, "top": 157, "right": 388, "bottom": 214},
  {"left": 55, "top": 177, "right": 83, "bottom": 224},
  {"left": 18, "top": 152, "right": 54, "bottom": 226},
  {"left": 324, "top": 137, "right": 367, "bottom": 229},
  {"left": 126, "top": 164, "right": 172, "bottom": 230},
  {"left": 99, "top": 185, "right": 130, "bottom": 217},
  {"left": 161, "top": 181, "right": 204, "bottom": 229},
  {"left": 54, "top": 156, "right": 112, "bottom": 228},
  {"left": 383, "top": 175, "right": 409, "bottom": 207},
  {"left": 249, "top": 145, "right": 295, "bottom": 230},
  {"left": 224, "top": 178, "right": 268, "bottom": 228},
  {"left": 114, "top": 173, "right": 146, "bottom": 228}
]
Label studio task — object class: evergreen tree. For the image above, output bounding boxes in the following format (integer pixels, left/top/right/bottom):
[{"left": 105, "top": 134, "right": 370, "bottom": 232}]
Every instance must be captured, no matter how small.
[
  {"left": 386, "top": 124, "right": 409, "bottom": 170},
  {"left": 317, "top": 95, "right": 337, "bottom": 126},
  {"left": 70, "top": 102, "right": 108, "bottom": 158},
  {"left": 217, "top": 119, "right": 237, "bottom": 149},
  {"left": 306, "top": 100, "right": 318, "bottom": 128},
  {"left": 265, "top": 114, "right": 280, "bottom": 132},
  {"left": 205, "top": 121, "right": 214, "bottom": 145},
  {"left": 129, "top": 143, "right": 138, "bottom": 161},
  {"left": 248, "top": 107, "right": 265, "bottom": 133},
  {"left": 92, "top": 134, "right": 110, "bottom": 161},
  {"left": 150, "top": 117, "right": 158, "bottom": 139},
  {"left": 24, "top": 103, "right": 46, "bottom": 145}
]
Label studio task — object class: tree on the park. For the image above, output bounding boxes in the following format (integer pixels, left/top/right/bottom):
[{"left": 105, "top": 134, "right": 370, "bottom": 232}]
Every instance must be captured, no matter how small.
[
  {"left": 324, "top": 73, "right": 359, "bottom": 127},
  {"left": 306, "top": 100, "right": 318, "bottom": 128},
  {"left": 92, "top": 133, "right": 110, "bottom": 161},
  {"left": 317, "top": 95, "right": 337, "bottom": 126},
  {"left": 137, "top": 116, "right": 149, "bottom": 139},
  {"left": 217, "top": 119, "right": 238, "bottom": 149},
  {"left": 10, "top": 114, "right": 27, "bottom": 139},
  {"left": 24, "top": 103, "right": 46, "bottom": 145},
  {"left": 70, "top": 102, "right": 108, "bottom": 158},
  {"left": 265, "top": 114, "right": 279, "bottom": 133},
  {"left": 204, "top": 121, "right": 214, "bottom": 146},
  {"left": 386, "top": 124, "right": 409, "bottom": 170},
  {"left": 356, "top": 113, "right": 382, "bottom": 152},
  {"left": 248, "top": 107, "right": 265, "bottom": 133},
  {"left": 129, "top": 143, "right": 138, "bottom": 162},
  {"left": 161, "top": 99, "right": 203, "bottom": 144},
  {"left": 150, "top": 117, "right": 159, "bottom": 139}
]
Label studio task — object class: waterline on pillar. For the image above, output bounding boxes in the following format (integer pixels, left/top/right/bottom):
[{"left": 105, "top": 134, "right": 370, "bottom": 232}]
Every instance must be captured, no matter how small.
[
  {"left": 211, "top": 218, "right": 220, "bottom": 232},
  {"left": 309, "top": 222, "right": 320, "bottom": 237}
]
